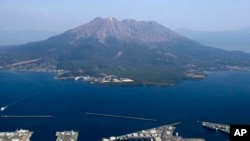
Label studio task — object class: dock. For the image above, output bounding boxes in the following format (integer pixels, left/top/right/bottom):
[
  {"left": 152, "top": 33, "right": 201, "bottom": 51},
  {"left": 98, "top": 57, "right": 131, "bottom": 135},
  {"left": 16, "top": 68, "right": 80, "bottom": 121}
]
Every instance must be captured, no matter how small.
[
  {"left": 85, "top": 112, "right": 157, "bottom": 122},
  {"left": 102, "top": 122, "right": 205, "bottom": 141},
  {"left": 56, "top": 130, "right": 78, "bottom": 141},
  {"left": 198, "top": 121, "right": 230, "bottom": 134},
  {"left": 1, "top": 115, "right": 52, "bottom": 118},
  {"left": 0, "top": 129, "right": 33, "bottom": 141}
]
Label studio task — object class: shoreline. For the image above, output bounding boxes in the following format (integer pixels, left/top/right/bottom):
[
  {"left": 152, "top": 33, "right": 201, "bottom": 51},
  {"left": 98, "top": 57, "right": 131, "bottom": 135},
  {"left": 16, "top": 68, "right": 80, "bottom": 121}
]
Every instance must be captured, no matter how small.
[{"left": 1, "top": 69, "right": 250, "bottom": 87}]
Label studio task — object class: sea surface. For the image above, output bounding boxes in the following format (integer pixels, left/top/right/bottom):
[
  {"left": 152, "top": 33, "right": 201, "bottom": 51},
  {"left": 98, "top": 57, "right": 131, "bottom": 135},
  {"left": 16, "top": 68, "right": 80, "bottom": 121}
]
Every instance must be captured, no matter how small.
[{"left": 0, "top": 71, "right": 250, "bottom": 141}]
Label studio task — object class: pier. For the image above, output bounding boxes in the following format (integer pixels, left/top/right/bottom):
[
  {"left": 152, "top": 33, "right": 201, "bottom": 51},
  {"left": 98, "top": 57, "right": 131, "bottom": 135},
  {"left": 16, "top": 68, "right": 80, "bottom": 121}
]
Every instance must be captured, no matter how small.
[
  {"left": 102, "top": 122, "right": 205, "bottom": 141},
  {"left": 166, "top": 122, "right": 181, "bottom": 126},
  {"left": 85, "top": 112, "right": 157, "bottom": 122},
  {"left": 56, "top": 131, "right": 78, "bottom": 141},
  {"left": 0, "top": 129, "right": 33, "bottom": 141},
  {"left": 1, "top": 115, "right": 52, "bottom": 118},
  {"left": 197, "top": 121, "right": 230, "bottom": 134}
]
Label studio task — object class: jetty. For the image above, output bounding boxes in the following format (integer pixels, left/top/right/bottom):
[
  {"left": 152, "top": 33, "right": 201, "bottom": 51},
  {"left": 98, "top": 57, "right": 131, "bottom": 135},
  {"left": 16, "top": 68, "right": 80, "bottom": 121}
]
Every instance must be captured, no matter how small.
[
  {"left": 85, "top": 112, "right": 157, "bottom": 122},
  {"left": 56, "top": 131, "right": 78, "bottom": 141},
  {"left": 197, "top": 121, "right": 230, "bottom": 134},
  {"left": 1, "top": 115, "right": 52, "bottom": 118},
  {"left": 102, "top": 122, "right": 205, "bottom": 141}
]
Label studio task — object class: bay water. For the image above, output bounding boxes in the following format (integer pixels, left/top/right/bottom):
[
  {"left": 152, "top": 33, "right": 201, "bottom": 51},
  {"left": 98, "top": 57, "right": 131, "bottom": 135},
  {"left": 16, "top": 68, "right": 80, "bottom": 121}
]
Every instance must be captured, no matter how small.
[{"left": 0, "top": 71, "right": 250, "bottom": 141}]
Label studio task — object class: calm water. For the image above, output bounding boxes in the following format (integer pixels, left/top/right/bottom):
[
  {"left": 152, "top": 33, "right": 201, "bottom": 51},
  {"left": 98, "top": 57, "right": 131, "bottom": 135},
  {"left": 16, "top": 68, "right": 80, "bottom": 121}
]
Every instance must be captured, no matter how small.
[{"left": 0, "top": 71, "right": 250, "bottom": 141}]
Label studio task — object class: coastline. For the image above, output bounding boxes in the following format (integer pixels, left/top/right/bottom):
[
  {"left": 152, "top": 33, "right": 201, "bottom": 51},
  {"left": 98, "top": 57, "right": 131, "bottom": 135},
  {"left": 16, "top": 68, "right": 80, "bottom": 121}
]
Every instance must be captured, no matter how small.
[{"left": 1, "top": 68, "right": 250, "bottom": 87}]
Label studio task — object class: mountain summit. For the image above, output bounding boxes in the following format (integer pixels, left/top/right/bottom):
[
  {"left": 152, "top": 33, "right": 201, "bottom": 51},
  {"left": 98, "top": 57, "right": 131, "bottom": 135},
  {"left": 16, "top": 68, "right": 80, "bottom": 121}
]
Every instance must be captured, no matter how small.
[
  {"left": 1, "top": 17, "right": 250, "bottom": 85},
  {"left": 62, "top": 17, "right": 181, "bottom": 44}
]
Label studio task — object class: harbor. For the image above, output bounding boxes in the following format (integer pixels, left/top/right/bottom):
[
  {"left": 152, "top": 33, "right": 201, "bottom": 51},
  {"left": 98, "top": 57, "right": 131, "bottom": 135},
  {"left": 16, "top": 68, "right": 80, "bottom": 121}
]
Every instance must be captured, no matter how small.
[
  {"left": 0, "top": 121, "right": 231, "bottom": 141},
  {"left": 0, "top": 71, "right": 245, "bottom": 141},
  {"left": 85, "top": 112, "right": 157, "bottom": 122}
]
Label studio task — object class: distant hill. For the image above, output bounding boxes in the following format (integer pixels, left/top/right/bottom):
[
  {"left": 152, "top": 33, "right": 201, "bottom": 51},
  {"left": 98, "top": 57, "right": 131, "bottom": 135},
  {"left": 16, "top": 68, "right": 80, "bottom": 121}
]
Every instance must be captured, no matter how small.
[
  {"left": 0, "top": 30, "right": 60, "bottom": 46},
  {"left": 1, "top": 17, "right": 250, "bottom": 85},
  {"left": 175, "top": 28, "right": 250, "bottom": 53},
  {"left": 238, "top": 27, "right": 250, "bottom": 33}
]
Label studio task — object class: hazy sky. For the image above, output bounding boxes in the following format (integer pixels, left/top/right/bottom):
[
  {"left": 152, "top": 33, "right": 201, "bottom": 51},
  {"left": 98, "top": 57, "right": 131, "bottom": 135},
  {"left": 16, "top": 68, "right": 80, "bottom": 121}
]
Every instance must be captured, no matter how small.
[{"left": 1, "top": 0, "right": 250, "bottom": 32}]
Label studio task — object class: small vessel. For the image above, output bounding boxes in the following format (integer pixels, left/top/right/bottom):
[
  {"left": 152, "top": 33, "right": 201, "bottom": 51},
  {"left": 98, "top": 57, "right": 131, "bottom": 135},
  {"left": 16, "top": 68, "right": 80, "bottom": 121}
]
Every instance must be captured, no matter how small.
[{"left": 0, "top": 106, "right": 7, "bottom": 111}]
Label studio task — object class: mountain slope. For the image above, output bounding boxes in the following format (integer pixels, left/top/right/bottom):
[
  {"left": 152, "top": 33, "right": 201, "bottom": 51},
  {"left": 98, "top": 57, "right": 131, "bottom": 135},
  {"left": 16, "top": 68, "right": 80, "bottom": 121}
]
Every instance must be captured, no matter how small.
[
  {"left": 62, "top": 17, "right": 181, "bottom": 44},
  {"left": 1, "top": 17, "right": 250, "bottom": 85}
]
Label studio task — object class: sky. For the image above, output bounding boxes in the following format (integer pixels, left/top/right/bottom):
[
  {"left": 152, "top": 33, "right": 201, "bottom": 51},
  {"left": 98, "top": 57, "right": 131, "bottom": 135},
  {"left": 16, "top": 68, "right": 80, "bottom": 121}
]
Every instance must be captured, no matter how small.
[{"left": 1, "top": 0, "right": 250, "bottom": 32}]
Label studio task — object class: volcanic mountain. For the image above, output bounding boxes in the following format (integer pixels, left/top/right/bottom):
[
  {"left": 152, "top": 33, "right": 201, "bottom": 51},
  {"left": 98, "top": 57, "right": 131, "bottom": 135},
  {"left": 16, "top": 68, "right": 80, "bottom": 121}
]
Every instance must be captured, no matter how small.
[{"left": 1, "top": 17, "right": 250, "bottom": 85}]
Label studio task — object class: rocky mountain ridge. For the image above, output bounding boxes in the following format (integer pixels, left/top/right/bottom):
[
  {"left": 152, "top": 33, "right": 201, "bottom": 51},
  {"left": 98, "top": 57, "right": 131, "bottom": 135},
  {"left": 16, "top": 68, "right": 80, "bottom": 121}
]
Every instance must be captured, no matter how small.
[{"left": 63, "top": 17, "right": 181, "bottom": 44}]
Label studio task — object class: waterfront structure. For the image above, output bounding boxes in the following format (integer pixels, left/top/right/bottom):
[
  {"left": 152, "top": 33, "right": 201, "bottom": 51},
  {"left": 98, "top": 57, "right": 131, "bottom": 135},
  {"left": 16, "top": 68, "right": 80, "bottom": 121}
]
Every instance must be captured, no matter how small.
[
  {"left": 0, "top": 129, "right": 33, "bottom": 141},
  {"left": 74, "top": 74, "right": 134, "bottom": 84},
  {"left": 200, "top": 121, "right": 230, "bottom": 134},
  {"left": 102, "top": 124, "right": 205, "bottom": 141},
  {"left": 56, "top": 131, "right": 78, "bottom": 141},
  {"left": 85, "top": 112, "right": 157, "bottom": 122}
]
